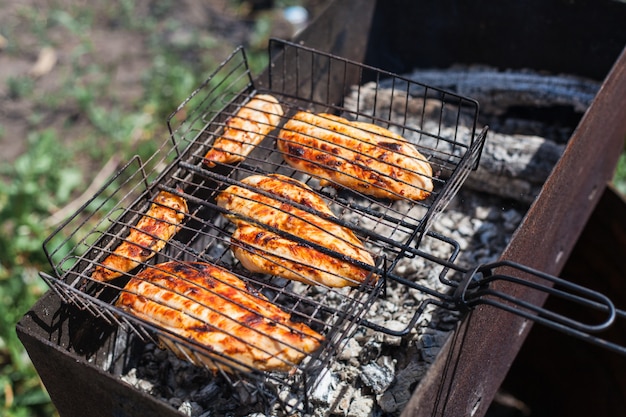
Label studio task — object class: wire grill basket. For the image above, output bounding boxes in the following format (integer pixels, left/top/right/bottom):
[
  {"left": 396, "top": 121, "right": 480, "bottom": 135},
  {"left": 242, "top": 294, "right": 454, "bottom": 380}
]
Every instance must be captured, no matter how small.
[{"left": 41, "top": 39, "right": 487, "bottom": 413}]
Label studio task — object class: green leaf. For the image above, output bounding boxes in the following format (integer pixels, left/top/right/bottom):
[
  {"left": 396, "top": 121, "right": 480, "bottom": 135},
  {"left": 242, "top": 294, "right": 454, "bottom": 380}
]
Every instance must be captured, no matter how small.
[{"left": 55, "top": 168, "right": 82, "bottom": 203}]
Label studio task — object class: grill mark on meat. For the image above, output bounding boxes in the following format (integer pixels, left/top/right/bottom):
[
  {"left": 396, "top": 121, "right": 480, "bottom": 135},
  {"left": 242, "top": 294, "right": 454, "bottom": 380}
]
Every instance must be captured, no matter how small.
[
  {"left": 287, "top": 143, "right": 305, "bottom": 157},
  {"left": 92, "top": 190, "right": 188, "bottom": 282},
  {"left": 203, "top": 94, "right": 284, "bottom": 167},
  {"left": 188, "top": 324, "right": 214, "bottom": 333},
  {"left": 378, "top": 141, "right": 403, "bottom": 152},
  {"left": 241, "top": 313, "right": 264, "bottom": 326}
]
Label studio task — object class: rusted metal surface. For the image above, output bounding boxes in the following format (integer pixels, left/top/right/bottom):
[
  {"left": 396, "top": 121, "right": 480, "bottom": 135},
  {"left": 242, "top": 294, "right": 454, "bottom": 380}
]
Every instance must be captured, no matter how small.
[
  {"left": 18, "top": 294, "right": 184, "bottom": 417},
  {"left": 355, "top": 1, "right": 626, "bottom": 416},
  {"left": 500, "top": 186, "right": 626, "bottom": 417}
]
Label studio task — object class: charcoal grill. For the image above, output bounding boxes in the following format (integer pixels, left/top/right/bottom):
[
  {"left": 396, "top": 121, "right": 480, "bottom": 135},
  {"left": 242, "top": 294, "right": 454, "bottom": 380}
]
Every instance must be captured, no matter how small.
[
  {"left": 35, "top": 38, "right": 489, "bottom": 414},
  {"left": 17, "top": 1, "right": 626, "bottom": 416}
]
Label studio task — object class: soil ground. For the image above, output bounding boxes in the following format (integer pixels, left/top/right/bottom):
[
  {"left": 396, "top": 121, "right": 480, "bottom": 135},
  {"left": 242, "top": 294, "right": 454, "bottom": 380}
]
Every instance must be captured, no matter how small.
[{"left": 0, "top": 0, "right": 326, "bottom": 167}]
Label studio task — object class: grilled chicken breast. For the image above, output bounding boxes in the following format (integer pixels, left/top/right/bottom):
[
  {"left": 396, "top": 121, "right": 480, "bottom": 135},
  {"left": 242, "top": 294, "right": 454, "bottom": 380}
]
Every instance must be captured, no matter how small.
[
  {"left": 203, "top": 94, "right": 284, "bottom": 168},
  {"left": 116, "top": 261, "right": 323, "bottom": 372},
  {"left": 231, "top": 223, "right": 374, "bottom": 288},
  {"left": 216, "top": 174, "right": 375, "bottom": 287},
  {"left": 92, "top": 190, "right": 188, "bottom": 282},
  {"left": 277, "top": 111, "right": 433, "bottom": 201}
]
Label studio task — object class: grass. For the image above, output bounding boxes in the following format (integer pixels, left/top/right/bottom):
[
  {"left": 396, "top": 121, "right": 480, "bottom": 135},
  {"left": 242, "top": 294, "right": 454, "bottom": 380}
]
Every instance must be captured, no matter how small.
[{"left": 0, "top": 130, "right": 72, "bottom": 417}]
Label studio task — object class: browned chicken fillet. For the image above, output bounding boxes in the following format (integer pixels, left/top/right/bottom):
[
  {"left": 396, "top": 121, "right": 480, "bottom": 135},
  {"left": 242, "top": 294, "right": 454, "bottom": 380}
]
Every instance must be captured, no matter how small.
[
  {"left": 203, "top": 94, "right": 284, "bottom": 167},
  {"left": 115, "top": 261, "right": 323, "bottom": 372},
  {"left": 231, "top": 223, "right": 374, "bottom": 288},
  {"left": 277, "top": 111, "right": 433, "bottom": 201},
  {"left": 92, "top": 190, "right": 188, "bottom": 282},
  {"left": 216, "top": 174, "right": 375, "bottom": 287}
]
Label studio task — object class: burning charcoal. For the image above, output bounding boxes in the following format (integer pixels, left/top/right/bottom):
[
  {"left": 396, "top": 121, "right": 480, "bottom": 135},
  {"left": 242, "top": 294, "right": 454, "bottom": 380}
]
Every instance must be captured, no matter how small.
[
  {"left": 420, "top": 330, "right": 448, "bottom": 363},
  {"left": 190, "top": 382, "right": 220, "bottom": 404},
  {"left": 502, "top": 209, "right": 523, "bottom": 231},
  {"left": 359, "top": 359, "right": 395, "bottom": 395},
  {"left": 457, "top": 219, "right": 476, "bottom": 237},
  {"left": 279, "top": 389, "right": 305, "bottom": 414},
  {"left": 478, "top": 225, "right": 498, "bottom": 246},
  {"left": 359, "top": 339, "right": 383, "bottom": 364},
  {"left": 309, "top": 370, "right": 336, "bottom": 406},
  {"left": 122, "top": 367, "right": 155, "bottom": 393},
  {"left": 177, "top": 400, "right": 203, "bottom": 416},
  {"left": 333, "top": 383, "right": 355, "bottom": 414},
  {"left": 381, "top": 320, "right": 406, "bottom": 346},
  {"left": 168, "top": 397, "right": 183, "bottom": 409},
  {"left": 474, "top": 205, "right": 495, "bottom": 220},
  {"left": 346, "top": 390, "right": 376, "bottom": 417},
  {"left": 378, "top": 360, "right": 427, "bottom": 413},
  {"left": 338, "top": 337, "right": 363, "bottom": 361},
  {"left": 347, "top": 392, "right": 375, "bottom": 417},
  {"left": 232, "top": 381, "right": 258, "bottom": 405}
]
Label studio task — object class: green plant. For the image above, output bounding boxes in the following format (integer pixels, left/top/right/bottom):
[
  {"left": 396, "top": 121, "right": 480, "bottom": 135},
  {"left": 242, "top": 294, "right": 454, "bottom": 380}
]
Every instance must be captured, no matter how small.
[
  {"left": 142, "top": 53, "right": 201, "bottom": 123},
  {"left": 0, "top": 129, "right": 82, "bottom": 417},
  {"left": 6, "top": 76, "right": 35, "bottom": 99},
  {"left": 614, "top": 147, "right": 626, "bottom": 196}
]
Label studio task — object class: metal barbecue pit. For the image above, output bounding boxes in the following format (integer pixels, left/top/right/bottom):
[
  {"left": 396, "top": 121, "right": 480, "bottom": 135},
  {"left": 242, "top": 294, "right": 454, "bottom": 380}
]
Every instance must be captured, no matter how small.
[{"left": 32, "top": 37, "right": 626, "bottom": 416}]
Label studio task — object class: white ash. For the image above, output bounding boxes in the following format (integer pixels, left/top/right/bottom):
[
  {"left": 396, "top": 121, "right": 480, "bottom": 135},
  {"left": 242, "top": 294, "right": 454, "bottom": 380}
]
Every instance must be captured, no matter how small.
[{"left": 360, "top": 357, "right": 396, "bottom": 394}]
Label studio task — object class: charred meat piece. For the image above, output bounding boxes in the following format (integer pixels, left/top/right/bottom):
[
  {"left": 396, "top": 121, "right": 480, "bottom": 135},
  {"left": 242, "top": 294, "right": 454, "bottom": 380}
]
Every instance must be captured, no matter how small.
[
  {"left": 92, "top": 190, "right": 188, "bottom": 282},
  {"left": 116, "top": 261, "right": 323, "bottom": 372},
  {"left": 277, "top": 112, "right": 433, "bottom": 201},
  {"left": 231, "top": 223, "right": 375, "bottom": 288},
  {"left": 203, "top": 94, "right": 284, "bottom": 167},
  {"left": 216, "top": 174, "right": 375, "bottom": 287}
]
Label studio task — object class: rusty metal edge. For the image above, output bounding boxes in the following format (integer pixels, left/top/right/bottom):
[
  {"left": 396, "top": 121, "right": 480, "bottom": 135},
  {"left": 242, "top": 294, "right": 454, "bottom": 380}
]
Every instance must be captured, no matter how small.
[{"left": 16, "top": 295, "right": 185, "bottom": 417}]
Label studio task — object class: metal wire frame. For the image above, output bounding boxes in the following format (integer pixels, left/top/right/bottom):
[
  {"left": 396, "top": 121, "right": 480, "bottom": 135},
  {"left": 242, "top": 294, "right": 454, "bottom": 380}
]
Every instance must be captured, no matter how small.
[
  {"left": 36, "top": 271, "right": 375, "bottom": 415},
  {"left": 161, "top": 40, "right": 485, "bottom": 246},
  {"left": 40, "top": 162, "right": 387, "bottom": 410},
  {"left": 266, "top": 40, "right": 482, "bottom": 160},
  {"left": 40, "top": 40, "right": 489, "bottom": 414},
  {"left": 459, "top": 260, "right": 626, "bottom": 356}
]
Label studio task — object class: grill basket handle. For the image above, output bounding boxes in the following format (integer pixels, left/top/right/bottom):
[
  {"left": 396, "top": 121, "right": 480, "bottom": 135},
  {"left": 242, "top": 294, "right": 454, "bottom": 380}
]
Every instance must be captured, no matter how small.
[{"left": 459, "top": 259, "right": 626, "bottom": 355}]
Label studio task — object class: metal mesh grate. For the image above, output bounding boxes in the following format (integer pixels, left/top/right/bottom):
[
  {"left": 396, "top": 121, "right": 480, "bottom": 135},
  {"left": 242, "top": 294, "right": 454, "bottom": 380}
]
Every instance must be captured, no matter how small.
[{"left": 41, "top": 40, "right": 486, "bottom": 413}]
